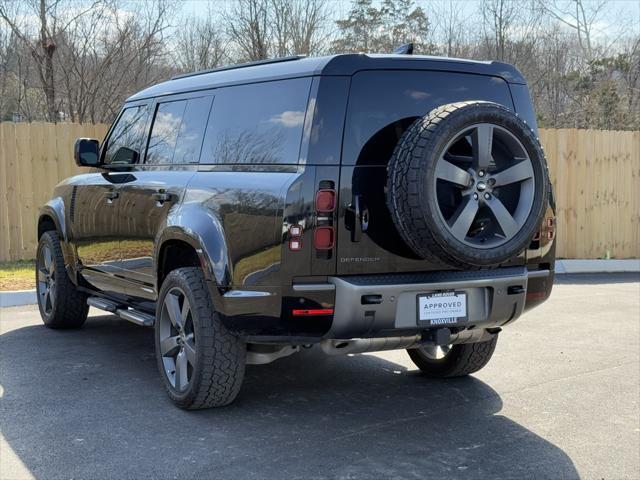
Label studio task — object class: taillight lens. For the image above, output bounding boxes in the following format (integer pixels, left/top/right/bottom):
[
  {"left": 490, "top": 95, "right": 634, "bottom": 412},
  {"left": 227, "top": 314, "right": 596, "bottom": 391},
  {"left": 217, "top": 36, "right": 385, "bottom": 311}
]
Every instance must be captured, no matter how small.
[
  {"left": 289, "top": 238, "right": 302, "bottom": 251},
  {"left": 315, "top": 189, "right": 336, "bottom": 213},
  {"left": 314, "top": 226, "right": 334, "bottom": 250}
]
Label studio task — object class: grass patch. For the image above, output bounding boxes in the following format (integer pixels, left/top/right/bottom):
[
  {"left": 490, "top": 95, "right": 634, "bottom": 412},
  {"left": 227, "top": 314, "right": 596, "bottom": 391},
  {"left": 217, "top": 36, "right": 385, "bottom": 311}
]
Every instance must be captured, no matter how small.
[{"left": 0, "top": 260, "right": 36, "bottom": 291}]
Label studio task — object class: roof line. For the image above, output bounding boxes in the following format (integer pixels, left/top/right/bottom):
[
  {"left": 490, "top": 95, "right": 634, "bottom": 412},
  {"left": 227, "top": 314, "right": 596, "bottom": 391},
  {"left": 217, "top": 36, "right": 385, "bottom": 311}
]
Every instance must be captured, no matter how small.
[{"left": 171, "top": 55, "right": 306, "bottom": 81}]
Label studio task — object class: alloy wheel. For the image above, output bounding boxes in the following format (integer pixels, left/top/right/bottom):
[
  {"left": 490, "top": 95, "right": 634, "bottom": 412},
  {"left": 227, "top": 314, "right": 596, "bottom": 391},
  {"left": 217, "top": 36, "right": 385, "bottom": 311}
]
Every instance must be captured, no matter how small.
[
  {"left": 159, "top": 287, "right": 197, "bottom": 392},
  {"left": 434, "top": 123, "right": 535, "bottom": 248},
  {"left": 37, "top": 245, "right": 56, "bottom": 316},
  {"left": 420, "top": 344, "right": 452, "bottom": 360}
]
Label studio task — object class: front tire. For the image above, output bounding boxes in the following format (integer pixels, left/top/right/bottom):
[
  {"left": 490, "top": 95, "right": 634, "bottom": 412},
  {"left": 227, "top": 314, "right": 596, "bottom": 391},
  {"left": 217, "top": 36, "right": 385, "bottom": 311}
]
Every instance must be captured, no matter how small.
[
  {"left": 155, "top": 267, "right": 246, "bottom": 409},
  {"left": 36, "top": 231, "right": 88, "bottom": 329},
  {"left": 407, "top": 336, "right": 498, "bottom": 377}
]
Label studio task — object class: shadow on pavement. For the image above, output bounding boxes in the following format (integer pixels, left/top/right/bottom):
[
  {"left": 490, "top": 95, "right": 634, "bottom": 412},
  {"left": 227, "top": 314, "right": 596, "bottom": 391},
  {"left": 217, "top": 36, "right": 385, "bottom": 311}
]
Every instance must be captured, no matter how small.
[{"left": 0, "top": 315, "right": 578, "bottom": 479}]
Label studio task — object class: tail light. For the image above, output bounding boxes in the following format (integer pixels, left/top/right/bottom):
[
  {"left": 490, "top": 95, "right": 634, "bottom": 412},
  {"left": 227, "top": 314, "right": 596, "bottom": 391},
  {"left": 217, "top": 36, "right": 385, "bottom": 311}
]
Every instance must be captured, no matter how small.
[
  {"left": 289, "top": 238, "right": 302, "bottom": 251},
  {"left": 289, "top": 224, "right": 303, "bottom": 251},
  {"left": 316, "top": 189, "right": 336, "bottom": 213},
  {"left": 314, "top": 226, "right": 335, "bottom": 250}
]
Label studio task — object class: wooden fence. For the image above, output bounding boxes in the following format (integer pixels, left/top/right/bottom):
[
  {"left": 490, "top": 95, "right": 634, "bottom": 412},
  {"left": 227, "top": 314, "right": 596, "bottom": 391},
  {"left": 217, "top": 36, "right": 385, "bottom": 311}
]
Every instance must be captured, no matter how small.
[{"left": 0, "top": 123, "right": 638, "bottom": 261}]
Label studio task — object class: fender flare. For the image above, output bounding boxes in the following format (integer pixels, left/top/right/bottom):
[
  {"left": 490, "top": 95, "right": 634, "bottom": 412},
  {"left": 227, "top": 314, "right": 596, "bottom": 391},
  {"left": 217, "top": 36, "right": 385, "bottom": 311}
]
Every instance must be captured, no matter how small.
[
  {"left": 155, "top": 205, "right": 232, "bottom": 289},
  {"left": 38, "top": 198, "right": 66, "bottom": 241}
]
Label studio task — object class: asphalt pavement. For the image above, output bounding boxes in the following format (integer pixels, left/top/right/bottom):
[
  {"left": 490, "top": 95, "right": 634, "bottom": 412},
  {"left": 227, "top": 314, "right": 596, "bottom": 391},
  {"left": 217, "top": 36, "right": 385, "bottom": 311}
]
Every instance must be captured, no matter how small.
[{"left": 0, "top": 273, "right": 638, "bottom": 480}]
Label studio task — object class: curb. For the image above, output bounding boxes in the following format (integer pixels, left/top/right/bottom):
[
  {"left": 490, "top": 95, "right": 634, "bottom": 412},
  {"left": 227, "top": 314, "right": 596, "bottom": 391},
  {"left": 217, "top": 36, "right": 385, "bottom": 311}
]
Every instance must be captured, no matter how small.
[
  {"left": 0, "top": 289, "right": 36, "bottom": 308},
  {"left": 0, "top": 260, "right": 638, "bottom": 308},
  {"left": 555, "top": 259, "right": 640, "bottom": 274}
]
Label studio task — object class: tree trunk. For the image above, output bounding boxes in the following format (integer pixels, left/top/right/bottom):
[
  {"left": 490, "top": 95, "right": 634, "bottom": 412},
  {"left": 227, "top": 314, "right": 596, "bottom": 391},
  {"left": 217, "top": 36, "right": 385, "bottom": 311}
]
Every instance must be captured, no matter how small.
[{"left": 39, "top": 0, "right": 56, "bottom": 122}]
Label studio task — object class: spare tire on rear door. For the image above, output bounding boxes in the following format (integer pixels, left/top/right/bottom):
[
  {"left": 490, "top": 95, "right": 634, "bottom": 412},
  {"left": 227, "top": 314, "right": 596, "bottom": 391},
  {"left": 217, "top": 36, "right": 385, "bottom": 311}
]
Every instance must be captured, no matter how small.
[{"left": 386, "top": 101, "right": 550, "bottom": 268}]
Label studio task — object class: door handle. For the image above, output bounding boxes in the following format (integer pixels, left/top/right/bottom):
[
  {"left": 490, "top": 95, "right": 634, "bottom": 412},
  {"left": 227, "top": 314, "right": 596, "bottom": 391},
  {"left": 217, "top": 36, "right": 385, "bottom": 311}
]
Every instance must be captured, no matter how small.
[
  {"left": 346, "top": 194, "right": 369, "bottom": 242},
  {"left": 152, "top": 191, "right": 172, "bottom": 204},
  {"left": 104, "top": 191, "right": 119, "bottom": 204}
]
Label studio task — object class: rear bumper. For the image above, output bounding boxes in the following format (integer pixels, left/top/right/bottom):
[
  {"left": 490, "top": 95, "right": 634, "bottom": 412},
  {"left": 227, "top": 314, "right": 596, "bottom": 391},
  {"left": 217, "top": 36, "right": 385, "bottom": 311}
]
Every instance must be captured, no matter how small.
[{"left": 320, "top": 267, "right": 551, "bottom": 339}]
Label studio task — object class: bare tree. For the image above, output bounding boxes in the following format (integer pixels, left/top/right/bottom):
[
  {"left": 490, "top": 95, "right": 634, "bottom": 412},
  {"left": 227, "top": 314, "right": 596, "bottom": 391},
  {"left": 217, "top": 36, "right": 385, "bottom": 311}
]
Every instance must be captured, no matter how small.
[
  {"left": 0, "top": 0, "right": 99, "bottom": 121},
  {"left": 175, "top": 13, "right": 227, "bottom": 72},
  {"left": 537, "top": 0, "right": 608, "bottom": 63},
  {"left": 288, "top": 0, "right": 331, "bottom": 55},
  {"left": 432, "top": 0, "right": 471, "bottom": 58},
  {"left": 224, "top": 0, "right": 271, "bottom": 61}
]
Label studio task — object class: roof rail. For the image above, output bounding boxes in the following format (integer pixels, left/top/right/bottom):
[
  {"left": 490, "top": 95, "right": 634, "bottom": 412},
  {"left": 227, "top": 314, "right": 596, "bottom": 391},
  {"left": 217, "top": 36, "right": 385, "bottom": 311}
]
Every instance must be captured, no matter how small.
[{"left": 171, "top": 55, "right": 306, "bottom": 81}]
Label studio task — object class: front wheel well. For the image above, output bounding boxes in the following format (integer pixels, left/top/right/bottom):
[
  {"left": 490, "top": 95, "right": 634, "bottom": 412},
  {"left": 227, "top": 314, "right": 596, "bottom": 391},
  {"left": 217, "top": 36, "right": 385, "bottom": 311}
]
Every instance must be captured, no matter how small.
[
  {"left": 38, "top": 215, "right": 57, "bottom": 239},
  {"left": 157, "top": 240, "right": 202, "bottom": 289}
]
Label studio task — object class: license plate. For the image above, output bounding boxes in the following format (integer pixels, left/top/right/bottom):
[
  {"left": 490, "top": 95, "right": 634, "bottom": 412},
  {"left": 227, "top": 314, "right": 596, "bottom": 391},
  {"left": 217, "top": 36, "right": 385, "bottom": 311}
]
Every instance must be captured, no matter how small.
[{"left": 417, "top": 291, "right": 467, "bottom": 326}]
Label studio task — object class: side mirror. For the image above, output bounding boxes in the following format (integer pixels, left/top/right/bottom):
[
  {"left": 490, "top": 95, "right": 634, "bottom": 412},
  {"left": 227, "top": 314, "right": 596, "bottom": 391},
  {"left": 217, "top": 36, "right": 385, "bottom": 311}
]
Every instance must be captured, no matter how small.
[{"left": 74, "top": 138, "right": 100, "bottom": 167}]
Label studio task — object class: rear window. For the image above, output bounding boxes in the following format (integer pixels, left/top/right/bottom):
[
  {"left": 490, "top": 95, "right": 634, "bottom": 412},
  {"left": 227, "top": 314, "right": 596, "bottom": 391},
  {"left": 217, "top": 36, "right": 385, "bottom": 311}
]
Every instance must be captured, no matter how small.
[
  {"left": 343, "top": 71, "right": 514, "bottom": 166},
  {"left": 201, "top": 78, "right": 311, "bottom": 165}
]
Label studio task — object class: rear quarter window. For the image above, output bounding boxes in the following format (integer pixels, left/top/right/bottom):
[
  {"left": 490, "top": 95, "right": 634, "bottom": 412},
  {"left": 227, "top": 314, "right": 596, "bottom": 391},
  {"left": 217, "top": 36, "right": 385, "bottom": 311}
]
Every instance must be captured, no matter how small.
[
  {"left": 343, "top": 70, "right": 514, "bottom": 166},
  {"left": 146, "top": 96, "right": 213, "bottom": 165},
  {"left": 201, "top": 77, "right": 311, "bottom": 165}
]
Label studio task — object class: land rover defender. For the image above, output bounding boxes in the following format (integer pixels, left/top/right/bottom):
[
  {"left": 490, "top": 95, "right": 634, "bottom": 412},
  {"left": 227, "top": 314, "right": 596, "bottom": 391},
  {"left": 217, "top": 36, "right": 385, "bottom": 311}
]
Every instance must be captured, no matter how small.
[{"left": 36, "top": 53, "right": 555, "bottom": 409}]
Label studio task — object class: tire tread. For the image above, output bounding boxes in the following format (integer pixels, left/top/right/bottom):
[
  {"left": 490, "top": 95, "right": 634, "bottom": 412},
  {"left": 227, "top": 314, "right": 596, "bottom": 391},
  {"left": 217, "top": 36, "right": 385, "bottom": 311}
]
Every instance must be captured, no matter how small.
[
  {"left": 157, "top": 267, "right": 245, "bottom": 409},
  {"left": 408, "top": 336, "right": 498, "bottom": 378}
]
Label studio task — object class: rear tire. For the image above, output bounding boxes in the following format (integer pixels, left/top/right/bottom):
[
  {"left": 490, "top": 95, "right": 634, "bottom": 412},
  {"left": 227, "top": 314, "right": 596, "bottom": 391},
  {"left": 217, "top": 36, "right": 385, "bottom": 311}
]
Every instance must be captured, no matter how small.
[
  {"left": 36, "top": 231, "right": 88, "bottom": 329},
  {"left": 407, "top": 336, "right": 498, "bottom": 377},
  {"left": 155, "top": 267, "right": 246, "bottom": 409}
]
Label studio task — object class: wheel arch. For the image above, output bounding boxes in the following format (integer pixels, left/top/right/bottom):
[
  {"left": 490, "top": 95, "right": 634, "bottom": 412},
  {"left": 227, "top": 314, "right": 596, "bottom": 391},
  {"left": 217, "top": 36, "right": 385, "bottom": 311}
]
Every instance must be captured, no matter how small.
[
  {"left": 155, "top": 211, "right": 232, "bottom": 292},
  {"left": 37, "top": 199, "right": 76, "bottom": 272},
  {"left": 38, "top": 199, "right": 66, "bottom": 239}
]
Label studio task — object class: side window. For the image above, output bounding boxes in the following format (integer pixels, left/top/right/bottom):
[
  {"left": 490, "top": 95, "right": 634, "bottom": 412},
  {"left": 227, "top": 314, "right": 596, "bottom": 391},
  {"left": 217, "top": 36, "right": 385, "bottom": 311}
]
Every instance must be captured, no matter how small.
[
  {"left": 103, "top": 105, "right": 151, "bottom": 165},
  {"left": 146, "top": 96, "right": 213, "bottom": 165},
  {"left": 201, "top": 78, "right": 311, "bottom": 165},
  {"left": 146, "top": 100, "right": 186, "bottom": 165}
]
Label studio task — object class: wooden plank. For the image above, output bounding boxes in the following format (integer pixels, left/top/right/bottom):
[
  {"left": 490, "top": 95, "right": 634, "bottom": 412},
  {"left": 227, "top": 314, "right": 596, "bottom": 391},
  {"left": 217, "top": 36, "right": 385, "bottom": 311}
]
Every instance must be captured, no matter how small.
[
  {"left": 633, "top": 131, "right": 640, "bottom": 258},
  {"left": 14, "top": 123, "right": 37, "bottom": 258},
  {"left": 0, "top": 124, "right": 11, "bottom": 261},
  {"left": 3, "top": 123, "right": 22, "bottom": 260}
]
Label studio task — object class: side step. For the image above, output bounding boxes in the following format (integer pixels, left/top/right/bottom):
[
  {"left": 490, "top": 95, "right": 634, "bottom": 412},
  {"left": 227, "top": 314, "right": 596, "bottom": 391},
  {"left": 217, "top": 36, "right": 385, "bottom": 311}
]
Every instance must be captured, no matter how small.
[
  {"left": 87, "top": 296, "right": 155, "bottom": 327},
  {"left": 116, "top": 308, "right": 155, "bottom": 327}
]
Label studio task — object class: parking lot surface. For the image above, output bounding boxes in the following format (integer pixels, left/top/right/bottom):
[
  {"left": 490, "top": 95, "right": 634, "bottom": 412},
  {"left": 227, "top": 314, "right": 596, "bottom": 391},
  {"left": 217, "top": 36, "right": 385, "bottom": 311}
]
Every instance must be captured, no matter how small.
[{"left": 1, "top": 273, "right": 639, "bottom": 480}]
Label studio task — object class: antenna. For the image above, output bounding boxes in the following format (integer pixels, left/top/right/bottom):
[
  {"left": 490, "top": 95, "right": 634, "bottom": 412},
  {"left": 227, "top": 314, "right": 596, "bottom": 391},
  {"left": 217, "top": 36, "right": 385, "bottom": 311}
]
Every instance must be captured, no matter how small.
[{"left": 393, "top": 43, "right": 414, "bottom": 55}]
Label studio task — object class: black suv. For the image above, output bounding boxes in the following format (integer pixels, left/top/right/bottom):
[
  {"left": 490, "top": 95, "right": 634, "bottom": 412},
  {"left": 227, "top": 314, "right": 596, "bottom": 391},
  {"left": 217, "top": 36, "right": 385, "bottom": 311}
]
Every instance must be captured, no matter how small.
[{"left": 36, "top": 53, "right": 555, "bottom": 409}]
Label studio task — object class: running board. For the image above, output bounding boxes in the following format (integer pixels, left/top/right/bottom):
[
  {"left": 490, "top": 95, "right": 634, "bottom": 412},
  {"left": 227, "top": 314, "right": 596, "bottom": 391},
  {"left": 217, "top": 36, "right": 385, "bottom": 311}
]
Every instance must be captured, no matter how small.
[
  {"left": 87, "top": 297, "right": 155, "bottom": 327},
  {"left": 87, "top": 296, "right": 120, "bottom": 312},
  {"left": 116, "top": 308, "right": 155, "bottom": 327}
]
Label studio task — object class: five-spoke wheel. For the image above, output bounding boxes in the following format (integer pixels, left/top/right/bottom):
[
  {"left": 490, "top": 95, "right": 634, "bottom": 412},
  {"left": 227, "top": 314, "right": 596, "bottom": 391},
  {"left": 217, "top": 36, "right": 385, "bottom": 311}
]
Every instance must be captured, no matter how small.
[
  {"left": 387, "top": 101, "right": 549, "bottom": 267},
  {"left": 434, "top": 123, "right": 535, "bottom": 248},
  {"left": 158, "top": 287, "right": 197, "bottom": 392},
  {"left": 37, "top": 244, "right": 57, "bottom": 317}
]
